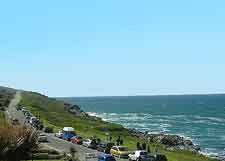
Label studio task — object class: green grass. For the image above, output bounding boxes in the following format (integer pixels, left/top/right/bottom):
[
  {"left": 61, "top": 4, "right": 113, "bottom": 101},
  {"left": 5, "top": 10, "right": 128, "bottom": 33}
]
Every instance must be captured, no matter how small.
[
  {"left": 20, "top": 91, "right": 218, "bottom": 161},
  {"left": 0, "top": 111, "right": 8, "bottom": 127}
]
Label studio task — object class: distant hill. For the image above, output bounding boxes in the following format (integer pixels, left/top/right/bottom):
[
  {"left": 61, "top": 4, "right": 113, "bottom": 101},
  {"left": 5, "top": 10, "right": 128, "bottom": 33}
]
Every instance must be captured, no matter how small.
[{"left": 0, "top": 86, "right": 16, "bottom": 107}]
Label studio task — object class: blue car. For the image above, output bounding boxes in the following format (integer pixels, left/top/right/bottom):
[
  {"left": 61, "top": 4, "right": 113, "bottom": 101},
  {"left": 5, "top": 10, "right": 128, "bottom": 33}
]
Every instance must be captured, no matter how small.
[
  {"left": 62, "top": 127, "right": 76, "bottom": 141},
  {"left": 98, "top": 153, "right": 116, "bottom": 161}
]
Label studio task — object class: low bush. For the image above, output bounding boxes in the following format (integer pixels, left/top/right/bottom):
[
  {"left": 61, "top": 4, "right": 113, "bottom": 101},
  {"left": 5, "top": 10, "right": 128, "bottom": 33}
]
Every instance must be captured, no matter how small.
[{"left": 0, "top": 126, "right": 39, "bottom": 161}]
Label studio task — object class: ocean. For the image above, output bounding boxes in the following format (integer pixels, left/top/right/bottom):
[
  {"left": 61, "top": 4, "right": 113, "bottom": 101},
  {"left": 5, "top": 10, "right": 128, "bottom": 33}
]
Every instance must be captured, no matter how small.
[{"left": 59, "top": 94, "right": 225, "bottom": 158}]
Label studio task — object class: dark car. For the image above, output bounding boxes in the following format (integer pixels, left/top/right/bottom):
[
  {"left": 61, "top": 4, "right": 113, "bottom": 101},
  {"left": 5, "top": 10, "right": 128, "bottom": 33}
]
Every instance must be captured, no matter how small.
[
  {"left": 97, "top": 143, "right": 107, "bottom": 152},
  {"left": 138, "top": 155, "right": 156, "bottom": 161},
  {"left": 98, "top": 153, "right": 116, "bottom": 161},
  {"left": 97, "top": 142, "right": 115, "bottom": 154},
  {"left": 155, "top": 154, "right": 167, "bottom": 161}
]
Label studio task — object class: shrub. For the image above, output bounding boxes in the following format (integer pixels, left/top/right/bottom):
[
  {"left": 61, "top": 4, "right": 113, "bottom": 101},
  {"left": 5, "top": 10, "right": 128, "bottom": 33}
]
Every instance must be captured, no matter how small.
[{"left": 0, "top": 126, "right": 39, "bottom": 161}]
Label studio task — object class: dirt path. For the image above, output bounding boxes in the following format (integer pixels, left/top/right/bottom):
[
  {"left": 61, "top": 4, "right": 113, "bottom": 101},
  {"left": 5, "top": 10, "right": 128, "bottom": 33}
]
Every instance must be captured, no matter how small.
[{"left": 5, "top": 91, "right": 25, "bottom": 124}]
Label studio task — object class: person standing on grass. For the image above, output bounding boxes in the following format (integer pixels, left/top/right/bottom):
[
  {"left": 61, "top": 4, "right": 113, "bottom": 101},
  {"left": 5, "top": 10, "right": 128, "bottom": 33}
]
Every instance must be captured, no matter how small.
[
  {"left": 142, "top": 142, "right": 146, "bottom": 150},
  {"left": 137, "top": 142, "right": 141, "bottom": 150},
  {"left": 116, "top": 136, "right": 121, "bottom": 145},
  {"left": 147, "top": 145, "right": 151, "bottom": 153},
  {"left": 120, "top": 138, "right": 123, "bottom": 145}
]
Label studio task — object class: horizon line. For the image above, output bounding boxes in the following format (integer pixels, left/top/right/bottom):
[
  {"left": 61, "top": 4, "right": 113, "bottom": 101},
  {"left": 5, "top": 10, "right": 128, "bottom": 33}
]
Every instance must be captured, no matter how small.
[{"left": 54, "top": 92, "right": 225, "bottom": 98}]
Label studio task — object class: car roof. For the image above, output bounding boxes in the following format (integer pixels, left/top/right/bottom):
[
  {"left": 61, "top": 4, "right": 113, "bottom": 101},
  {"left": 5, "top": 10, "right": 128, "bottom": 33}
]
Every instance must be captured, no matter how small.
[
  {"left": 84, "top": 139, "right": 91, "bottom": 141},
  {"left": 113, "top": 146, "right": 127, "bottom": 148},
  {"left": 63, "top": 127, "right": 74, "bottom": 131},
  {"left": 136, "top": 150, "right": 147, "bottom": 152},
  {"left": 99, "top": 153, "right": 113, "bottom": 157}
]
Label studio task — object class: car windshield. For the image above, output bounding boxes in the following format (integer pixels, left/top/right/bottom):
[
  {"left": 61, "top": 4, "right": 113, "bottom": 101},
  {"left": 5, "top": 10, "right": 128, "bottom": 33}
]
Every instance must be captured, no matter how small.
[
  {"left": 140, "top": 152, "right": 148, "bottom": 155},
  {"left": 69, "top": 131, "right": 75, "bottom": 135},
  {"left": 118, "top": 147, "right": 128, "bottom": 151},
  {"left": 106, "top": 157, "right": 116, "bottom": 161}
]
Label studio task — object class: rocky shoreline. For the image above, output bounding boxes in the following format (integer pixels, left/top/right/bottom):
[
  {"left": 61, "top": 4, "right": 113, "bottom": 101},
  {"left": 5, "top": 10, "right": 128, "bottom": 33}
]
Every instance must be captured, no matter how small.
[
  {"left": 128, "top": 128, "right": 200, "bottom": 151},
  {"left": 128, "top": 128, "right": 225, "bottom": 161}
]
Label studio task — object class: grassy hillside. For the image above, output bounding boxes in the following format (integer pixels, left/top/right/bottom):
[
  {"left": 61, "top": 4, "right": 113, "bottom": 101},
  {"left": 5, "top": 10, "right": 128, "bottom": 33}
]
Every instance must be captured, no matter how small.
[
  {"left": 0, "top": 86, "right": 15, "bottom": 127},
  {"left": 0, "top": 111, "right": 9, "bottom": 127},
  {"left": 19, "top": 91, "right": 218, "bottom": 161},
  {"left": 0, "top": 86, "right": 16, "bottom": 108}
]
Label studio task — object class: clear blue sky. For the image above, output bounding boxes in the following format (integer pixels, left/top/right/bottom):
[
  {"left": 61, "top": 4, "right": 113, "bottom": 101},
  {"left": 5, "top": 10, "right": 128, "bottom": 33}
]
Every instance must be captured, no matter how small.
[{"left": 0, "top": 0, "right": 225, "bottom": 97}]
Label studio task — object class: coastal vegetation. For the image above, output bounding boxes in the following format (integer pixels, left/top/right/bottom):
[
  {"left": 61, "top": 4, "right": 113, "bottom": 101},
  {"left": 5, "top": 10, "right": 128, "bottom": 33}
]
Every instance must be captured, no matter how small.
[
  {"left": 19, "top": 91, "right": 218, "bottom": 161},
  {"left": 0, "top": 111, "right": 39, "bottom": 161}
]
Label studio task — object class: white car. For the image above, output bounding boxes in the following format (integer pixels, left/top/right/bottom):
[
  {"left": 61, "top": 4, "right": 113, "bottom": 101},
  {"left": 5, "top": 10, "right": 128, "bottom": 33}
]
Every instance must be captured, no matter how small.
[
  {"left": 55, "top": 130, "right": 63, "bottom": 138},
  {"left": 129, "top": 150, "right": 147, "bottom": 161},
  {"left": 29, "top": 117, "right": 37, "bottom": 124},
  {"left": 83, "top": 139, "right": 92, "bottom": 148},
  {"left": 38, "top": 134, "right": 48, "bottom": 142}
]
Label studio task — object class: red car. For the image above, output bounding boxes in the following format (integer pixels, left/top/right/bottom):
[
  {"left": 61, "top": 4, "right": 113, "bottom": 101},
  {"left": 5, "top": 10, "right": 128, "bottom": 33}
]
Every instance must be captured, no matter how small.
[{"left": 71, "top": 136, "right": 83, "bottom": 145}]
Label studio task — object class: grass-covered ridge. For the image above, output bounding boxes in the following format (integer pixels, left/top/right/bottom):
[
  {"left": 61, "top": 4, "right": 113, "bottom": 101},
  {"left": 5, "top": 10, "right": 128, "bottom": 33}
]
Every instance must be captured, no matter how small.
[
  {"left": 19, "top": 91, "right": 218, "bottom": 161},
  {"left": 0, "top": 111, "right": 8, "bottom": 127}
]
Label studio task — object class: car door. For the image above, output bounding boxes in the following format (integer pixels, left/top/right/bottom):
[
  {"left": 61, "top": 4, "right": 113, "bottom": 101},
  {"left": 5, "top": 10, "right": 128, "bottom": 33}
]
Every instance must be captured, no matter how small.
[
  {"left": 114, "top": 147, "right": 119, "bottom": 156},
  {"left": 111, "top": 147, "right": 117, "bottom": 156}
]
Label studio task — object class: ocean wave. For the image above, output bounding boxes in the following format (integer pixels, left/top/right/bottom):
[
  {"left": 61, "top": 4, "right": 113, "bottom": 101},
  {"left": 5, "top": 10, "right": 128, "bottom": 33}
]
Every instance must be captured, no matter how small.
[{"left": 192, "top": 115, "right": 225, "bottom": 123}]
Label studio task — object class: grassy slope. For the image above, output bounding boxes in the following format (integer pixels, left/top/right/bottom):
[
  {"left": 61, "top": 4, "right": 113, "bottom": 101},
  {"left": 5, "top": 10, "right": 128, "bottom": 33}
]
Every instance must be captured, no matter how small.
[
  {"left": 19, "top": 91, "right": 218, "bottom": 161},
  {"left": 0, "top": 86, "right": 16, "bottom": 107},
  {"left": 0, "top": 111, "right": 9, "bottom": 127}
]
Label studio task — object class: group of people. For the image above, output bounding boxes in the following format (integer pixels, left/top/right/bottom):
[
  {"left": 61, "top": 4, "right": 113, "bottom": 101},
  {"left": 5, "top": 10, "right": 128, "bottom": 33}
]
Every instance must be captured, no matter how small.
[
  {"left": 107, "top": 135, "right": 158, "bottom": 154},
  {"left": 137, "top": 142, "right": 152, "bottom": 153}
]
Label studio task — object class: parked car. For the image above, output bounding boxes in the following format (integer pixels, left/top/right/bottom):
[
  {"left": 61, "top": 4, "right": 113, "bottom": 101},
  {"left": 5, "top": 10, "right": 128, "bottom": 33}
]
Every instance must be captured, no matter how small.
[
  {"left": 110, "top": 146, "right": 130, "bottom": 158},
  {"left": 97, "top": 143, "right": 107, "bottom": 152},
  {"left": 44, "top": 127, "right": 54, "bottom": 133},
  {"left": 71, "top": 136, "right": 83, "bottom": 145},
  {"left": 83, "top": 139, "right": 97, "bottom": 149},
  {"left": 25, "top": 112, "right": 32, "bottom": 118},
  {"left": 29, "top": 117, "right": 37, "bottom": 124},
  {"left": 55, "top": 130, "right": 63, "bottom": 138},
  {"left": 129, "top": 150, "right": 155, "bottom": 161},
  {"left": 25, "top": 116, "right": 31, "bottom": 121},
  {"left": 62, "top": 127, "right": 76, "bottom": 141},
  {"left": 83, "top": 139, "right": 93, "bottom": 147},
  {"left": 22, "top": 109, "right": 28, "bottom": 114},
  {"left": 31, "top": 119, "right": 43, "bottom": 130},
  {"left": 97, "top": 142, "right": 115, "bottom": 154},
  {"left": 154, "top": 154, "right": 167, "bottom": 161},
  {"left": 16, "top": 106, "right": 22, "bottom": 111},
  {"left": 38, "top": 134, "right": 48, "bottom": 142},
  {"left": 98, "top": 153, "right": 116, "bottom": 161}
]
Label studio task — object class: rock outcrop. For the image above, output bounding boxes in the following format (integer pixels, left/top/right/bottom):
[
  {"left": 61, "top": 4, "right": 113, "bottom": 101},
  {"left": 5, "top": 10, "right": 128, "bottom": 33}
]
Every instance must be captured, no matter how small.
[
  {"left": 128, "top": 128, "right": 200, "bottom": 152},
  {"left": 64, "top": 102, "right": 88, "bottom": 117}
]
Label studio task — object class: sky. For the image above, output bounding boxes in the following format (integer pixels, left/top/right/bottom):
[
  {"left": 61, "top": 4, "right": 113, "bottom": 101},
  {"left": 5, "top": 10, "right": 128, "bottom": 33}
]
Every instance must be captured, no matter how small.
[{"left": 0, "top": 0, "right": 225, "bottom": 97}]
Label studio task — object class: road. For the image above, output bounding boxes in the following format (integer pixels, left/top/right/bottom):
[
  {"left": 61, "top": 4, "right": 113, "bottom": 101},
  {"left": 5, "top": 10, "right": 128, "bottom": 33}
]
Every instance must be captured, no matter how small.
[{"left": 5, "top": 92, "right": 127, "bottom": 161}]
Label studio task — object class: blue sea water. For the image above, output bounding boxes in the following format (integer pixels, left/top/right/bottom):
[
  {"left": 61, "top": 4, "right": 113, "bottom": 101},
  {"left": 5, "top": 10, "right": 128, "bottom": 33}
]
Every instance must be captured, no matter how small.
[{"left": 59, "top": 95, "right": 225, "bottom": 158}]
